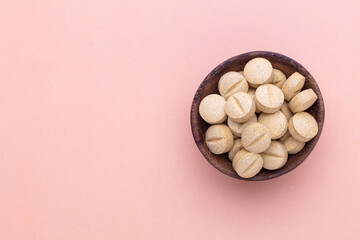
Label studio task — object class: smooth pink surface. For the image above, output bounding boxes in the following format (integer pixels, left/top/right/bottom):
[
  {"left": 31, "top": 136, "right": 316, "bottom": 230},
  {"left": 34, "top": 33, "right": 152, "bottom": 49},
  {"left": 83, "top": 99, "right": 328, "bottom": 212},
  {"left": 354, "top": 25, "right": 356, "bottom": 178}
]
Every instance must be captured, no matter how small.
[{"left": 0, "top": 0, "right": 359, "bottom": 239}]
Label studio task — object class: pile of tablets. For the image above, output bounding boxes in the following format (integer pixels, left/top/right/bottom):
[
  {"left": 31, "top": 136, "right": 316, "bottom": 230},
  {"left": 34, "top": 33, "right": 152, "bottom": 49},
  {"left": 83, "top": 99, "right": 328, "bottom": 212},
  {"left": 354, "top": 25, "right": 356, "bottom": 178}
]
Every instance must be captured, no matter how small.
[{"left": 199, "top": 58, "right": 318, "bottom": 178}]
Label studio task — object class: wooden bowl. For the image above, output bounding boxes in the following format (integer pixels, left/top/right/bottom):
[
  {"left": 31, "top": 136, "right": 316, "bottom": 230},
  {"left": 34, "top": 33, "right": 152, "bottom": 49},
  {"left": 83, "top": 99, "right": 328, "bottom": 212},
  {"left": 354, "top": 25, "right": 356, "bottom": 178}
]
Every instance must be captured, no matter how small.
[{"left": 190, "top": 51, "right": 325, "bottom": 181}]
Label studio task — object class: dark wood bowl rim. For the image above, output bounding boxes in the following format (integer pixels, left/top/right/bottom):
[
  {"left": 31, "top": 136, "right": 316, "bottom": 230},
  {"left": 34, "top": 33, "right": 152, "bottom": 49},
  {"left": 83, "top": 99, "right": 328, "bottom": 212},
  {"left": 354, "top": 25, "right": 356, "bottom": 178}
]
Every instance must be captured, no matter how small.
[{"left": 190, "top": 51, "right": 325, "bottom": 181}]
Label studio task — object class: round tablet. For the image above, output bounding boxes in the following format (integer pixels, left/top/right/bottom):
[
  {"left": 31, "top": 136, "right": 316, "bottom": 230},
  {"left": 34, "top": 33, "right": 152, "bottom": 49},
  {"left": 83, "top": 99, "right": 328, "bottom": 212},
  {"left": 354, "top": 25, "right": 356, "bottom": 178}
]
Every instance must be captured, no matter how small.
[
  {"left": 288, "top": 112, "right": 318, "bottom": 142},
  {"left": 261, "top": 141, "right": 288, "bottom": 170},
  {"left": 244, "top": 58, "right": 274, "bottom": 88},
  {"left": 282, "top": 72, "right": 305, "bottom": 101},
  {"left": 247, "top": 88, "right": 261, "bottom": 113},
  {"left": 228, "top": 139, "right": 242, "bottom": 161},
  {"left": 288, "top": 89, "right": 318, "bottom": 113},
  {"left": 225, "top": 92, "right": 255, "bottom": 123},
  {"left": 233, "top": 150, "right": 263, "bottom": 178},
  {"left": 199, "top": 94, "right": 227, "bottom": 124},
  {"left": 280, "top": 131, "right": 305, "bottom": 154},
  {"left": 258, "top": 111, "right": 288, "bottom": 139},
  {"left": 272, "top": 69, "right": 286, "bottom": 89},
  {"left": 255, "top": 84, "right": 284, "bottom": 113},
  {"left": 205, "top": 124, "right": 234, "bottom": 154},
  {"left": 284, "top": 136, "right": 305, "bottom": 154},
  {"left": 280, "top": 101, "right": 293, "bottom": 121},
  {"left": 227, "top": 114, "right": 257, "bottom": 137},
  {"left": 218, "top": 71, "right": 248, "bottom": 99},
  {"left": 241, "top": 122, "right": 271, "bottom": 153}
]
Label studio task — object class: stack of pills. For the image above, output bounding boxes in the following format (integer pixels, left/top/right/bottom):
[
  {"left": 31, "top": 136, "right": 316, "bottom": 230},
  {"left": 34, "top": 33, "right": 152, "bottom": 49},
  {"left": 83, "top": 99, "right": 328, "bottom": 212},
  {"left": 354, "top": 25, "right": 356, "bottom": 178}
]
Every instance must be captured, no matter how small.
[{"left": 199, "top": 57, "right": 318, "bottom": 178}]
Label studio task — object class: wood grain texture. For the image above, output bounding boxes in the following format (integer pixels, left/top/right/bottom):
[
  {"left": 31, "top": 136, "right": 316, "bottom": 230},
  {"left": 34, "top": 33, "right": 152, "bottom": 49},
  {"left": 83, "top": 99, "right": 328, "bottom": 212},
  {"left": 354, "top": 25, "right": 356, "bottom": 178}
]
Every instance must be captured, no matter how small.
[{"left": 190, "top": 51, "right": 325, "bottom": 181}]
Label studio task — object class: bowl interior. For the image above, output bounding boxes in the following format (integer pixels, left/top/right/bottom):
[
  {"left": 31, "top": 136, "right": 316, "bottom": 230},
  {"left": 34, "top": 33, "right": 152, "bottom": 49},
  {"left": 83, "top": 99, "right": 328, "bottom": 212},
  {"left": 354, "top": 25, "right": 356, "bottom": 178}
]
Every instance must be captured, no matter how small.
[{"left": 191, "top": 51, "right": 324, "bottom": 181}]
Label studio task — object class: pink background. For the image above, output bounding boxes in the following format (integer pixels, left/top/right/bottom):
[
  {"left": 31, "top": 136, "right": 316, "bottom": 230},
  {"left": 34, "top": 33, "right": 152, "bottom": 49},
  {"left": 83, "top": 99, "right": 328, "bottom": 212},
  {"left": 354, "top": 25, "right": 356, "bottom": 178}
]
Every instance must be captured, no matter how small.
[{"left": 0, "top": 0, "right": 359, "bottom": 239}]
